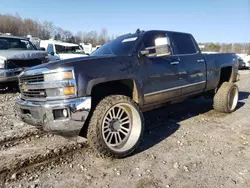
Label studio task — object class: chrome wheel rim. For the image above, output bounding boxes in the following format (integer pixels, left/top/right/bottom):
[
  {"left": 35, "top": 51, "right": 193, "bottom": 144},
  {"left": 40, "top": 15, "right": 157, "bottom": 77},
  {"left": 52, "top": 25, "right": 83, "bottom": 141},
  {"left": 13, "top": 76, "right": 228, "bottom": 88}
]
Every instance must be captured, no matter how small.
[
  {"left": 102, "top": 103, "right": 142, "bottom": 152},
  {"left": 228, "top": 87, "right": 239, "bottom": 111}
]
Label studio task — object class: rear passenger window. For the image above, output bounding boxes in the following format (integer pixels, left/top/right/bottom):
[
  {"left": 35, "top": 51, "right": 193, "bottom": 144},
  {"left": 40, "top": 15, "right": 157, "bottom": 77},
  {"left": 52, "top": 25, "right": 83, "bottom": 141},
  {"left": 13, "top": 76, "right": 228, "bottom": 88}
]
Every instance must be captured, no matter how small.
[{"left": 171, "top": 33, "right": 197, "bottom": 54}]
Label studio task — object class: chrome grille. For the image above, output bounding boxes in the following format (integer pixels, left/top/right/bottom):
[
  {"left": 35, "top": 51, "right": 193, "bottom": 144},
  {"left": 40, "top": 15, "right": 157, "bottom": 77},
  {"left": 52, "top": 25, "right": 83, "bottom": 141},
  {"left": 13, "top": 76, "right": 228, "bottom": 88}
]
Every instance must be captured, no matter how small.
[
  {"left": 19, "top": 74, "right": 46, "bottom": 99},
  {"left": 22, "top": 89, "right": 47, "bottom": 98},
  {"left": 19, "top": 74, "right": 44, "bottom": 84}
]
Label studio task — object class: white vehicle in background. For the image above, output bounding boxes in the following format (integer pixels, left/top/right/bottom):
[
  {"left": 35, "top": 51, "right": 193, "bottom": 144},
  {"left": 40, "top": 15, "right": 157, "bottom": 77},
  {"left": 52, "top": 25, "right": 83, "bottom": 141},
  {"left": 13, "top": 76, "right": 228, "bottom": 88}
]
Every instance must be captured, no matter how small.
[
  {"left": 237, "top": 54, "right": 250, "bottom": 69},
  {"left": 80, "top": 43, "right": 101, "bottom": 55},
  {"left": 40, "top": 40, "right": 88, "bottom": 61}
]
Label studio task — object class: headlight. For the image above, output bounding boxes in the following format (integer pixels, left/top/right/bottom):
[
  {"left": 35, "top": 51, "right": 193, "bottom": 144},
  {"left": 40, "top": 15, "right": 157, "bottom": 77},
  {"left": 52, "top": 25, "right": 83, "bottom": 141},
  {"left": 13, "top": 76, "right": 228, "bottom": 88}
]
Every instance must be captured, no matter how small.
[
  {"left": 46, "top": 86, "right": 76, "bottom": 96},
  {"left": 0, "top": 59, "right": 5, "bottom": 69},
  {"left": 44, "top": 70, "right": 73, "bottom": 81}
]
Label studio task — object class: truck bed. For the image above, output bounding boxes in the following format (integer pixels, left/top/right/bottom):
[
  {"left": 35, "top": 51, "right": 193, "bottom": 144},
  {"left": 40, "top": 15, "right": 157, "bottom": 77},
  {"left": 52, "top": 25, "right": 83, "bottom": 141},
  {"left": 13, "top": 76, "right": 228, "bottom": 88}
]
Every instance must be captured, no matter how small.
[{"left": 203, "top": 53, "right": 237, "bottom": 91}]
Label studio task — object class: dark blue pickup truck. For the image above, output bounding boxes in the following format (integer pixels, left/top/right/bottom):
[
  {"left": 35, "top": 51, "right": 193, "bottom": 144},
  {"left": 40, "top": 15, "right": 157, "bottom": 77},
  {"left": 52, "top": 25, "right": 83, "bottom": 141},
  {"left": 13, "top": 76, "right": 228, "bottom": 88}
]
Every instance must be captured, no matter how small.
[{"left": 16, "top": 29, "right": 240, "bottom": 158}]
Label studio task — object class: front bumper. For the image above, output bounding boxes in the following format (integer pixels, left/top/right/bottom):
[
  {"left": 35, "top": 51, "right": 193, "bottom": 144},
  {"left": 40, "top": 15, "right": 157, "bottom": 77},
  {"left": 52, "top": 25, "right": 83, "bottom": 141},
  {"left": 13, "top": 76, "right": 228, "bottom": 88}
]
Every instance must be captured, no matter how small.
[
  {"left": 15, "top": 97, "right": 91, "bottom": 137},
  {"left": 0, "top": 68, "right": 23, "bottom": 83}
]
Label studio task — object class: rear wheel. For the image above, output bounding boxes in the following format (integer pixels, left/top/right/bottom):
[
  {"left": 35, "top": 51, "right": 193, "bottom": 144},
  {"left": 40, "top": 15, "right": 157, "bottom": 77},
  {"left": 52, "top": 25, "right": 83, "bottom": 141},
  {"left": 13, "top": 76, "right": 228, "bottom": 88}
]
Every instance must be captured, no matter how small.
[
  {"left": 213, "top": 82, "right": 239, "bottom": 113},
  {"left": 87, "top": 95, "right": 144, "bottom": 158}
]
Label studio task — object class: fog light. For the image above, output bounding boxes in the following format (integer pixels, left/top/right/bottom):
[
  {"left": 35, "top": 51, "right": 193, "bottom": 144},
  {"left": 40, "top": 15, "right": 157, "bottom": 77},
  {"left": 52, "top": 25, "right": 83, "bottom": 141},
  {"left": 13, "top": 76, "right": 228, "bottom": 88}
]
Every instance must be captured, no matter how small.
[
  {"left": 63, "top": 109, "right": 68, "bottom": 118},
  {"left": 63, "top": 86, "right": 75, "bottom": 95}
]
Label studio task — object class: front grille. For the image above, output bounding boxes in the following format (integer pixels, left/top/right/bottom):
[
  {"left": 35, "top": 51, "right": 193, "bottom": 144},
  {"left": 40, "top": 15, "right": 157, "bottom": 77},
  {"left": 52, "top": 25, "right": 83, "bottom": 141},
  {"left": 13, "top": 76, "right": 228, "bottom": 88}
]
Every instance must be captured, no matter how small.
[
  {"left": 19, "top": 74, "right": 44, "bottom": 84},
  {"left": 19, "top": 74, "right": 46, "bottom": 99},
  {"left": 7, "top": 59, "right": 43, "bottom": 69},
  {"left": 22, "top": 89, "right": 46, "bottom": 98}
]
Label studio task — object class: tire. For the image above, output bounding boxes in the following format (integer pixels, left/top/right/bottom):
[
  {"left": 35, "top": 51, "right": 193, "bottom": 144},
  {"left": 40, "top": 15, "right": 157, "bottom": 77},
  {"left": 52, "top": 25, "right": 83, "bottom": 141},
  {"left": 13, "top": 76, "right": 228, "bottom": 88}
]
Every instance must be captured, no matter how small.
[
  {"left": 213, "top": 82, "right": 239, "bottom": 113},
  {"left": 87, "top": 95, "right": 144, "bottom": 158}
]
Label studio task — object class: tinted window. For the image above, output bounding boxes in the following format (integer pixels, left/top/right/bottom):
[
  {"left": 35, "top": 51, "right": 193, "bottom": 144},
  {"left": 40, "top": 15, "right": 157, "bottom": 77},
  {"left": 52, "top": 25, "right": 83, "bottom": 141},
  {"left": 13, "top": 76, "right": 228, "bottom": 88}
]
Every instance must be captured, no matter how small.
[
  {"left": 55, "top": 45, "right": 85, "bottom": 54},
  {"left": 47, "top": 44, "right": 54, "bottom": 53},
  {"left": 170, "top": 33, "right": 197, "bottom": 54},
  {"left": 91, "top": 34, "right": 139, "bottom": 56},
  {"left": 55, "top": 45, "right": 65, "bottom": 53},
  {"left": 0, "top": 37, "right": 35, "bottom": 50}
]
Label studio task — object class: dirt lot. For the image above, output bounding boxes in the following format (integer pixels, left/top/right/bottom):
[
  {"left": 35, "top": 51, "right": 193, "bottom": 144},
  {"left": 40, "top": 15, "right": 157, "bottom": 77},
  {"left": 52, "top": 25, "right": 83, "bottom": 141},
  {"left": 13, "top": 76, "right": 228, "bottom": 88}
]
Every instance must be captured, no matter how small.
[{"left": 0, "top": 70, "right": 249, "bottom": 188}]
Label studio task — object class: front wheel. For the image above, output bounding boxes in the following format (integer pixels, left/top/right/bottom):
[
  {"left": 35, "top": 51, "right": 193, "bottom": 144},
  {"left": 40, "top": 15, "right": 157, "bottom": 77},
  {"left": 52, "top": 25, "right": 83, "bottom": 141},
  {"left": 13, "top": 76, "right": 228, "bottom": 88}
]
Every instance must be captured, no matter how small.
[
  {"left": 87, "top": 95, "right": 144, "bottom": 158},
  {"left": 213, "top": 82, "right": 239, "bottom": 113}
]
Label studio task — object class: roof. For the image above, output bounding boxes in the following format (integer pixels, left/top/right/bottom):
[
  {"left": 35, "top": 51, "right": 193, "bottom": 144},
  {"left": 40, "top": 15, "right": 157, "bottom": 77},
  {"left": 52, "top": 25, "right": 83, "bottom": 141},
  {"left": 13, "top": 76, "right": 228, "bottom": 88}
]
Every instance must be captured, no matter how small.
[
  {"left": 0, "top": 35, "right": 29, "bottom": 40},
  {"left": 40, "top": 40, "right": 79, "bottom": 47},
  {"left": 116, "top": 29, "right": 192, "bottom": 40}
]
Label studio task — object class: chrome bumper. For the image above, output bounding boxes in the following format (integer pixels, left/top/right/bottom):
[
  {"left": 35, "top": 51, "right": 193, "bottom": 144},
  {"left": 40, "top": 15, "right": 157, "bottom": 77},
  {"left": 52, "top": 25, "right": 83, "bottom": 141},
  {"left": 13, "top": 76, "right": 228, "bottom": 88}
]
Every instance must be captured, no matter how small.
[{"left": 15, "top": 97, "right": 91, "bottom": 137}]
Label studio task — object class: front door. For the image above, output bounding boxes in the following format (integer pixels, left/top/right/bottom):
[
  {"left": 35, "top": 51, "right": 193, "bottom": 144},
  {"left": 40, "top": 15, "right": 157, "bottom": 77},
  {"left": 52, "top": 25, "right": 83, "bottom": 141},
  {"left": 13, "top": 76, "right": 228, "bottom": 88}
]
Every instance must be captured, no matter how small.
[{"left": 140, "top": 31, "right": 182, "bottom": 105}]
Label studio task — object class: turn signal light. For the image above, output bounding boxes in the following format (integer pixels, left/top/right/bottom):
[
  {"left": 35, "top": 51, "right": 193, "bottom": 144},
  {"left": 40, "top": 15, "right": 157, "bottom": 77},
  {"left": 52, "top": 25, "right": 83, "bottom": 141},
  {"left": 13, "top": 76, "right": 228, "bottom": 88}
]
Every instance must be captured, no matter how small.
[
  {"left": 63, "top": 71, "right": 73, "bottom": 79},
  {"left": 63, "top": 87, "right": 75, "bottom": 95}
]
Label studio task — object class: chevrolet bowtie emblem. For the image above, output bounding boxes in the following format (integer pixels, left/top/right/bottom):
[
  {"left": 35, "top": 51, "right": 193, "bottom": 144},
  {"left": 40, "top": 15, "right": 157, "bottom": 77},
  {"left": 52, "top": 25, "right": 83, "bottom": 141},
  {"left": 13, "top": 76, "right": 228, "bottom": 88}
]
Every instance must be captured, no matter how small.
[{"left": 22, "top": 84, "right": 28, "bottom": 90}]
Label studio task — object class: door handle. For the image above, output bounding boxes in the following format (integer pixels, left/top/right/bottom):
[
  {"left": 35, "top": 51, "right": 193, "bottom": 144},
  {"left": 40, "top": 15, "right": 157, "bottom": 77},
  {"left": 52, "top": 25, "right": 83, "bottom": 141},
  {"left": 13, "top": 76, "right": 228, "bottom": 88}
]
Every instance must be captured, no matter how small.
[
  {"left": 170, "top": 61, "right": 179, "bottom": 65},
  {"left": 197, "top": 59, "right": 205, "bottom": 63}
]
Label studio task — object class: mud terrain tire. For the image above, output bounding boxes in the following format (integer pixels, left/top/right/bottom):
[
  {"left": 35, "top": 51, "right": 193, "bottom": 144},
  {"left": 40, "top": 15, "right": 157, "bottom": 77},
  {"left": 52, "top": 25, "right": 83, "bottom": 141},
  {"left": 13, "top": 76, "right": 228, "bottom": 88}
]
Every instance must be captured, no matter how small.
[
  {"left": 213, "top": 82, "right": 239, "bottom": 113},
  {"left": 87, "top": 95, "right": 144, "bottom": 158}
]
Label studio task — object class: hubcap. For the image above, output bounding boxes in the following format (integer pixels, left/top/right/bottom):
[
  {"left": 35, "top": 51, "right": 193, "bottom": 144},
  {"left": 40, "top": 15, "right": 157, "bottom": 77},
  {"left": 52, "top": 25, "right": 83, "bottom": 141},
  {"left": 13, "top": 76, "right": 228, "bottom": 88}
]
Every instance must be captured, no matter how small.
[
  {"left": 228, "top": 86, "right": 239, "bottom": 111},
  {"left": 102, "top": 103, "right": 142, "bottom": 152}
]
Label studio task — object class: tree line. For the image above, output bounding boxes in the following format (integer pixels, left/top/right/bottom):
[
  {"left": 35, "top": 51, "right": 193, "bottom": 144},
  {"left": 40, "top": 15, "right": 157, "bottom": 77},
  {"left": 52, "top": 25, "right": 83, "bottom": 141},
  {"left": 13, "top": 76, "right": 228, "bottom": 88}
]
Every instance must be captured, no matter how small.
[
  {"left": 199, "top": 42, "right": 250, "bottom": 54},
  {"left": 0, "top": 13, "right": 249, "bottom": 54},
  {"left": 0, "top": 13, "right": 112, "bottom": 46}
]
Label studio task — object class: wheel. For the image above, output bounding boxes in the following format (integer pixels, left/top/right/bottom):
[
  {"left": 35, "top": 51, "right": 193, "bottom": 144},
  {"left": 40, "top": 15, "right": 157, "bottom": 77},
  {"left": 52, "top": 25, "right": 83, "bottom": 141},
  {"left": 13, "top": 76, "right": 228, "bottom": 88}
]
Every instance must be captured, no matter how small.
[
  {"left": 87, "top": 95, "right": 144, "bottom": 158},
  {"left": 213, "top": 82, "right": 239, "bottom": 113}
]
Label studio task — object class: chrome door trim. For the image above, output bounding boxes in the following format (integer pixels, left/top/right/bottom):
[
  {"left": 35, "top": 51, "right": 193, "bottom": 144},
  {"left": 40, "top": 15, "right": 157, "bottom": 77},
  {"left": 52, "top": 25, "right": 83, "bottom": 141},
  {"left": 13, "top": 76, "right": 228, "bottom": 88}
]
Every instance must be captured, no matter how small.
[
  {"left": 197, "top": 59, "right": 205, "bottom": 63},
  {"left": 170, "top": 61, "right": 180, "bottom": 65},
  {"left": 144, "top": 81, "right": 206, "bottom": 97}
]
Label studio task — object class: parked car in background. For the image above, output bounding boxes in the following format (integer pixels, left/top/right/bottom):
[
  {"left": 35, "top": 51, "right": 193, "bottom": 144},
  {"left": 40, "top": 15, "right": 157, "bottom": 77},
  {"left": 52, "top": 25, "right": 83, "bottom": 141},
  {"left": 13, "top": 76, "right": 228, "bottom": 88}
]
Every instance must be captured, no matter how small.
[
  {"left": 237, "top": 56, "right": 246, "bottom": 70},
  {"left": 80, "top": 43, "right": 102, "bottom": 55},
  {"left": 16, "top": 29, "right": 239, "bottom": 158},
  {"left": 40, "top": 40, "right": 88, "bottom": 61},
  {"left": 0, "top": 35, "right": 49, "bottom": 89}
]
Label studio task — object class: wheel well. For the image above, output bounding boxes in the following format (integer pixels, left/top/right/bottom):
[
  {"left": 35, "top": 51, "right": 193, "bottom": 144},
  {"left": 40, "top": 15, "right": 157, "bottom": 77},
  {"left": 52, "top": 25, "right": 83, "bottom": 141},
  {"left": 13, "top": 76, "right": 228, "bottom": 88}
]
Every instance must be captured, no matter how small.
[
  {"left": 79, "top": 79, "right": 138, "bottom": 137},
  {"left": 219, "top": 67, "right": 232, "bottom": 86},
  {"left": 91, "top": 79, "right": 136, "bottom": 103}
]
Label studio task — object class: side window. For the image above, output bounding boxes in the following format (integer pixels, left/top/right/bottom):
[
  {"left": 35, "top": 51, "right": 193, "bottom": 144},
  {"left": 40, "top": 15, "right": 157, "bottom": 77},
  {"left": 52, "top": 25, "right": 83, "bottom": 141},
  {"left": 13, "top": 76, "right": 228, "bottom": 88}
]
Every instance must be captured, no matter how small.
[
  {"left": 47, "top": 44, "right": 54, "bottom": 53},
  {"left": 143, "top": 32, "right": 171, "bottom": 57},
  {"left": 170, "top": 33, "right": 197, "bottom": 54},
  {"left": 55, "top": 45, "right": 65, "bottom": 53}
]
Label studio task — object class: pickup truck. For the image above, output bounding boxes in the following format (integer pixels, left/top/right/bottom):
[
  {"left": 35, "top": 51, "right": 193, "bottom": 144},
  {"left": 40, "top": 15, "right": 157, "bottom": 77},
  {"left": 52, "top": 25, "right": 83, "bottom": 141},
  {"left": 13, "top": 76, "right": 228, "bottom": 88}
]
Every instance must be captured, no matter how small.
[
  {"left": 39, "top": 40, "right": 89, "bottom": 61},
  {"left": 0, "top": 35, "right": 49, "bottom": 89},
  {"left": 16, "top": 29, "right": 240, "bottom": 158}
]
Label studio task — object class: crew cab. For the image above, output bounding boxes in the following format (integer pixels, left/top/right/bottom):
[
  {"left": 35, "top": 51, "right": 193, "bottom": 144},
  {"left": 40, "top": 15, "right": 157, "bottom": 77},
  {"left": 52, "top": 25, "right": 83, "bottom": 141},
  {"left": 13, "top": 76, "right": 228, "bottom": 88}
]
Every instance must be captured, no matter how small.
[
  {"left": 0, "top": 35, "right": 49, "bottom": 89},
  {"left": 16, "top": 30, "right": 240, "bottom": 158},
  {"left": 40, "top": 40, "right": 88, "bottom": 61}
]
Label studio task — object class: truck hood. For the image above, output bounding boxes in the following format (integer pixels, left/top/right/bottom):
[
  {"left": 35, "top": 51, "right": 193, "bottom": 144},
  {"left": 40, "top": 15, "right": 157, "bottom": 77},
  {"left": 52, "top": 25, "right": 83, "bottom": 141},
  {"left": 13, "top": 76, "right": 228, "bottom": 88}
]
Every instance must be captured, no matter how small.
[
  {"left": 0, "top": 50, "right": 48, "bottom": 60},
  {"left": 26, "top": 55, "right": 117, "bottom": 70}
]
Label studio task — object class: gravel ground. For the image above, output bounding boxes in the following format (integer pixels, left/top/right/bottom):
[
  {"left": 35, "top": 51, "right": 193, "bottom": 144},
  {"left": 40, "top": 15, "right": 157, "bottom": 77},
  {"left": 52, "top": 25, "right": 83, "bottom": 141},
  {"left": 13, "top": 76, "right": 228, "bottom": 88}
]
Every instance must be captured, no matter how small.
[{"left": 0, "top": 70, "right": 249, "bottom": 188}]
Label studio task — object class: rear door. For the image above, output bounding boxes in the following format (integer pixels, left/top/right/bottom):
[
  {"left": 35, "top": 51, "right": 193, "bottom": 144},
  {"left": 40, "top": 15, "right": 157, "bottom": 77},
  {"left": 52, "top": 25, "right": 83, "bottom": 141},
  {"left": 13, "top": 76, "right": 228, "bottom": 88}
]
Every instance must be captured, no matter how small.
[{"left": 168, "top": 32, "right": 206, "bottom": 94}]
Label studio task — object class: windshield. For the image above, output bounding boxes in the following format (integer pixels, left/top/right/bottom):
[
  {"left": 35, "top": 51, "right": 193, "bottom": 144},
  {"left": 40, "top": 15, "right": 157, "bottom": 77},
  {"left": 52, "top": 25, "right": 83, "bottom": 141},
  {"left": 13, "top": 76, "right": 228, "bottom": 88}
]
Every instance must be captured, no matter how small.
[
  {"left": 0, "top": 37, "right": 36, "bottom": 50},
  {"left": 55, "top": 44, "right": 85, "bottom": 54},
  {"left": 91, "top": 34, "right": 139, "bottom": 56}
]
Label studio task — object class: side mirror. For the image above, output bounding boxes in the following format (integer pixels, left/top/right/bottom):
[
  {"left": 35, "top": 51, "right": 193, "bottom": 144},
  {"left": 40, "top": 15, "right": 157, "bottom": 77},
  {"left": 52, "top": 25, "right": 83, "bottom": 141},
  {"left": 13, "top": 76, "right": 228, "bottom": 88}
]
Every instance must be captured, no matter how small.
[
  {"left": 141, "top": 44, "right": 171, "bottom": 57},
  {"left": 140, "top": 37, "right": 171, "bottom": 57},
  {"left": 39, "top": 47, "right": 46, "bottom": 51}
]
